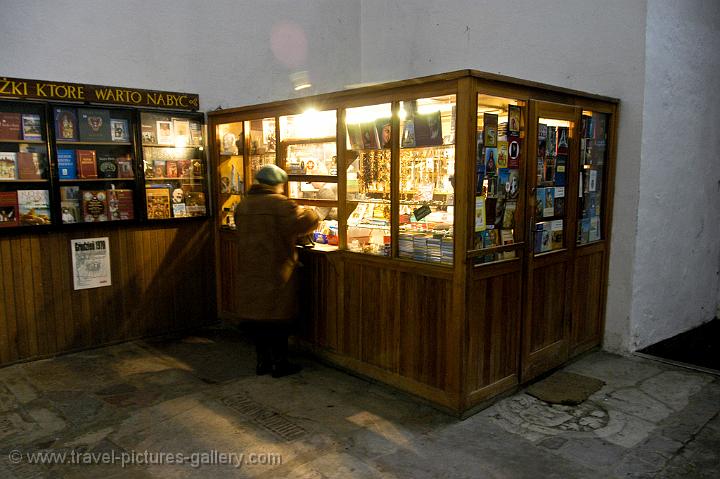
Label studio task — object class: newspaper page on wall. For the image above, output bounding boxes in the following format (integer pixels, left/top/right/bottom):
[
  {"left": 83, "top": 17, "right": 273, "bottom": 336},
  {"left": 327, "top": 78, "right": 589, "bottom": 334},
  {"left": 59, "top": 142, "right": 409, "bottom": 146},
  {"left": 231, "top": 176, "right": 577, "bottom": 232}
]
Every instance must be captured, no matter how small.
[{"left": 71, "top": 237, "right": 111, "bottom": 290}]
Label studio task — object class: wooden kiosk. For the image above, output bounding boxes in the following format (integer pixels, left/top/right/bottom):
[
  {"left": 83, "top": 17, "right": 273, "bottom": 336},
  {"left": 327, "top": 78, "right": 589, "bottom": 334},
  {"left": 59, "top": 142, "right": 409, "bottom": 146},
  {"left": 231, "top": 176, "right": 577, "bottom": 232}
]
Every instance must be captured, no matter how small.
[{"left": 209, "top": 70, "right": 618, "bottom": 415}]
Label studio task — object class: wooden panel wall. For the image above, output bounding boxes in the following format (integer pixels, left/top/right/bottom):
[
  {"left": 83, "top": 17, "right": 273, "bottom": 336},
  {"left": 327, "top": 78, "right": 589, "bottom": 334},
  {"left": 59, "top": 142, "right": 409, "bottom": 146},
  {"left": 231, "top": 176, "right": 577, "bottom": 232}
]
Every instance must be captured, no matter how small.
[
  {"left": 529, "top": 262, "right": 568, "bottom": 353},
  {"left": 339, "top": 260, "right": 453, "bottom": 391},
  {"left": 0, "top": 222, "right": 216, "bottom": 366},
  {"left": 571, "top": 247, "right": 605, "bottom": 355},
  {"left": 297, "top": 249, "right": 339, "bottom": 350},
  {"left": 466, "top": 267, "right": 522, "bottom": 396}
]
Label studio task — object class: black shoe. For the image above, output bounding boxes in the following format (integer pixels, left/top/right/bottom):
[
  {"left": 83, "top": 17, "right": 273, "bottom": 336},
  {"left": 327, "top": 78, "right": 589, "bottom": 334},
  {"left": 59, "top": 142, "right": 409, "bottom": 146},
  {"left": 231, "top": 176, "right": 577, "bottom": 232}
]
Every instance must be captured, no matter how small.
[
  {"left": 256, "top": 363, "right": 272, "bottom": 376},
  {"left": 271, "top": 362, "right": 302, "bottom": 378}
]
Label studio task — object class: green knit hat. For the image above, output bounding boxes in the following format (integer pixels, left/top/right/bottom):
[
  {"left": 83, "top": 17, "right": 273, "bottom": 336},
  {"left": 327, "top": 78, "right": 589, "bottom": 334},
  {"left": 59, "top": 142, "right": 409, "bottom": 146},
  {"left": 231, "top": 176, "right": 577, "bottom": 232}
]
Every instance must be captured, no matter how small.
[{"left": 255, "top": 164, "right": 288, "bottom": 185}]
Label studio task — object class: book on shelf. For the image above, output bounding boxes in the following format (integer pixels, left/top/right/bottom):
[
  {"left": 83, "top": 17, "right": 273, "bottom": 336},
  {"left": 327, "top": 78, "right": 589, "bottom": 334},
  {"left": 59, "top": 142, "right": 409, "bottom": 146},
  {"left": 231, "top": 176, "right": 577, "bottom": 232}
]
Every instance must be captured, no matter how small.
[
  {"left": 579, "top": 217, "right": 591, "bottom": 244},
  {"left": 500, "top": 229, "right": 516, "bottom": 259},
  {"left": 57, "top": 149, "right": 77, "bottom": 179},
  {"left": 76, "top": 149, "right": 98, "bottom": 178},
  {"left": 172, "top": 202, "right": 187, "bottom": 218},
  {"left": 502, "top": 200, "right": 516, "bottom": 229},
  {"left": 78, "top": 108, "right": 112, "bottom": 142},
  {"left": 543, "top": 187, "right": 555, "bottom": 217},
  {"left": 401, "top": 120, "right": 416, "bottom": 148},
  {"left": 17, "top": 152, "right": 43, "bottom": 179},
  {"left": 185, "top": 191, "right": 206, "bottom": 216},
  {"left": 360, "top": 122, "right": 380, "bottom": 150},
  {"left": 508, "top": 135, "right": 520, "bottom": 169},
  {"left": 141, "top": 121, "right": 156, "bottom": 144},
  {"left": 97, "top": 154, "right": 118, "bottom": 178},
  {"left": 116, "top": 154, "right": 133, "bottom": 178},
  {"left": 60, "top": 199, "right": 80, "bottom": 223},
  {"left": 483, "top": 113, "right": 498, "bottom": 148},
  {"left": 145, "top": 187, "right": 171, "bottom": 219},
  {"left": 60, "top": 185, "right": 80, "bottom": 200},
  {"left": 110, "top": 119, "right": 130, "bottom": 142},
  {"left": 496, "top": 139, "right": 508, "bottom": 169},
  {"left": 165, "top": 160, "right": 178, "bottom": 178},
  {"left": 153, "top": 160, "right": 166, "bottom": 177},
  {"left": 189, "top": 121, "right": 203, "bottom": 146},
  {"left": 172, "top": 119, "right": 190, "bottom": 146},
  {"left": 0, "top": 112, "right": 22, "bottom": 140},
  {"left": 54, "top": 107, "right": 78, "bottom": 141},
  {"left": 508, "top": 105, "right": 521, "bottom": 135},
  {"left": 107, "top": 188, "right": 134, "bottom": 220},
  {"left": 474, "top": 196, "right": 486, "bottom": 232},
  {"left": 375, "top": 117, "right": 392, "bottom": 149},
  {"left": 21, "top": 114, "right": 42, "bottom": 141},
  {"left": 156, "top": 120, "right": 174, "bottom": 145},
  {"left": 588, "top": 216, "right": 600, "bottom": 242},
  {"left": 484, "top": 148, "right": 497, "bottom": 176},
  {"left": 413, "top": 111, "right": 443, "bottom": 147},
  {"left": 17, "top": 189, "right": 51, "bottom": 225},
  {"left": 550, "top": 220, "right": 564, "bottom": 250},
  {"left": 177, "top": 159, "right": 192, "bottom": 177},
  {"left": 554, "top": 186, "right": 566, "bottom": 216},
  {"left": 81, "top": 190, "right": 108, "bottom": 222},
  {"left": 0, "top": 152, "right": 18, "bottom": 179},
  {"left": 0, "top": 191, "right": 19, "bottom": 227},
  {"left": 485, "top": 197, "right": 497, "bottom": 226}
]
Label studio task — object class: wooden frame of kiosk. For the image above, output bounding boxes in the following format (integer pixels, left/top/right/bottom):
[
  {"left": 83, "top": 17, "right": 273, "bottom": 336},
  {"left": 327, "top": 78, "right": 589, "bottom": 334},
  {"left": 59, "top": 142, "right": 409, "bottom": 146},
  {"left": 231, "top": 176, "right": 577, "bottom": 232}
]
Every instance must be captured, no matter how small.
[{"left": 209, "top": 70, "right": 618, "bottom": 415}]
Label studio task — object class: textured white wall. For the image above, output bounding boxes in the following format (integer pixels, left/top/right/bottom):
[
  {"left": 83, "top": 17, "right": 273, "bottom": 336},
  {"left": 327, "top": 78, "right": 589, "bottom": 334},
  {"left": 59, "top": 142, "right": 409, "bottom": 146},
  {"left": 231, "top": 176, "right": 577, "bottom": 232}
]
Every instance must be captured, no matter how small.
[
  {"left": 632, "top": 0, "right": 720, "bottom": 349},
  {"left": 360, "top": 0, "right": 648, "bottom": 352},
  {"left": 0, "top": 0, "right": 361, "bottom": 110}
]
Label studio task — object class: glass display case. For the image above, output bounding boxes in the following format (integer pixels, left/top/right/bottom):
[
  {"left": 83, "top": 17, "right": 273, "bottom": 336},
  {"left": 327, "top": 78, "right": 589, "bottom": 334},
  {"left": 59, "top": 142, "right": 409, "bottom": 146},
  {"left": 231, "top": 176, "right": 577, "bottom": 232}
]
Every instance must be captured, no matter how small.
[
  {"left": 215, "top": 121, "right": 244, "bottom": 229},
  {"left": 578, "top": 111, "right": 607, "bottom": 244},
  {"left": 473, "top": 96, "right": 526, "bottom": 264},
  {"left": 345, "top": 103, "right": 391, "bottom": 256},
  {"left": 533, "top": 117, "right": 572, "bottom": 254},
  {"left": 0, "top": 100, "right": 51, "bottom": 227},
  {"left": 397, "top": 95, "right": 455, "bottom": 265},
  {"left": 140, "top": 111, "right": 208, "bottom": 221}
]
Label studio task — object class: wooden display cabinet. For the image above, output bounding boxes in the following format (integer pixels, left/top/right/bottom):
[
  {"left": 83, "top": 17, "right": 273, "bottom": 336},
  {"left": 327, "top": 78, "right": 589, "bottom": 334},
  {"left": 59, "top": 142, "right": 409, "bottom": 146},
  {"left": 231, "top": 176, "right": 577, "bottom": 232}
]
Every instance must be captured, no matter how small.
[{"left": 209, "top": 70, "right": 618, "bottom": 415}]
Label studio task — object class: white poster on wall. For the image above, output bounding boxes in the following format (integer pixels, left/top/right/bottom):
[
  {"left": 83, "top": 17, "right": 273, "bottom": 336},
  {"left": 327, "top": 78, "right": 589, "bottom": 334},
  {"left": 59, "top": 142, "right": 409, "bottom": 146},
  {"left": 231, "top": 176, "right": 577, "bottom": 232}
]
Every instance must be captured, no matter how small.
[{"left": 71, "top": 237, "right": 111, "bottom": 290}]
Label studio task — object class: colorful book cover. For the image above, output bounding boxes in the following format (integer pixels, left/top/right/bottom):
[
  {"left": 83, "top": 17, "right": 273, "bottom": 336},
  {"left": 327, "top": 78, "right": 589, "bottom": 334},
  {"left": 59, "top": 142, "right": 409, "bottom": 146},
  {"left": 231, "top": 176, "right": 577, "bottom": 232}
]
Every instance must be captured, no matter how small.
[
  {"left": 589, "top": 217, "right": 601, "bottom": 242},
  {"left": 508, "top": 105, "right": 521, "bottom": 135},
  {"left": 116, "top": 154, "right": 134, "bottom": 178},
  {"left": 535, "top": 187, "right": 545, "bottom": 217},
  {"left": 580, "top": 218, "right": 591, "bottom": 244},
  {"left": 474, "top": 196, "right": 486, "bottom": 232},
  {"left": 506, "top": 169, "right": 520, "bottom": 200},
  {"left": 347, "top": 123, "right": 363, "bottom": 150},
  {"left": 0, "top": 191, "right": 19, "bottom": 227},
  {"left": 21, "top": 114, "right": 42, "bottom": 141},
  {"left": 146, "top": 187, "right": 171, "bottom": 219},
  {"left": 360, "top": 122, "right": 380, "bottom": 150},
  {"left": 502, "top": 200, "right": 516, "bottom": 229},
  {"left": 555, "top": 155, "right": 567, "bottom": 186},
  {"left": 54, "top": 107, "right": 78, "bottom": 141},
  {"left": 507, "top": 135, "right": 521, "bottom": 169},
  {"left": 57, "top": 149, "right": 77, "bottom": 179},
  {"left": 60, "top": 185, "right": 80, "bottom": 201},
  {"left": 172, "top": 202, "right": 187, "bottom": 218},
  {"left": 550, "top": 220, "right": 564, "bottom": 250},
  {"left": 107, "top": 189, "right": 134, "bottom": 220},
  {"left": 78, "top": 108, "right": 112, "bottom": 142},
  {"left": 189, "top": 121, "right": 203, "bottom": 146},
  {"left": 185, "top": 191, "right": 207, "bottom": 216},
  {"left": 17, "top": 152, "right": 43, "bottom": 179},
  {"left": 0, "top": 152, "right": 17, "bottom": 179},
  {"left": 177, "top": 159, "right": 191, "bottom": 177},
  {"left": 60, "top": 200, "right": 81, "bottom": 224},
  {"left": 497, "top": 169, "right": 510, "bottom": 198},
  {"left": 96, "top": 155, "right": 118, "bottom": 178},
  {"left": 554, "top": 186, "right": 565, "bottom": 217},
  {"left": 76, "top": 149, "right": 98, "bottom": 178},
  {"left": 375, "top": 117, "right": 392, "bottom": 149},
  {"left": 17, "top": 189, "right": 51, "bottom": 225},
  {"left": 496, "top": 139, "right": 508, "bottom": 169},
  {"left": 543, "top": 187, "right": 555, "bottom": 217},
  {"left": 484, "top": 147, "right": 497, "bottom": 176},
  {"left": 165, "top": 160, "right": 178, "bottom": 178},
  {"left": 153, "top": 160, "right": 166, "bottom": 177},
  {"left": 401, "top": 120, "right": 415, "bottom": 148},
  {"left": 82, "top": 190, "right": 109, "bottom": 222},
  {"left": 546, "top": 126, "right": 557, "bottom": 157},
  {"left": 413, "top": 111, "right": 442, "bottom": 147},
  {"left": 557, "top": 126, "right": 569, "bottom": 151},
  {"left": 537, "top": 123, "right": 547, "bottom": 157},
  {"left": 141, "top": 121, "right": 156, "bottom": 144},
  {"left": 0, "top": 112, "right": 22, "bottom": 140},
  {"left": 110, "top": 118, "right": 130, "bottom": 142},
  {"left": 483, "top": 113, "right": 498, "bottom": 148}
]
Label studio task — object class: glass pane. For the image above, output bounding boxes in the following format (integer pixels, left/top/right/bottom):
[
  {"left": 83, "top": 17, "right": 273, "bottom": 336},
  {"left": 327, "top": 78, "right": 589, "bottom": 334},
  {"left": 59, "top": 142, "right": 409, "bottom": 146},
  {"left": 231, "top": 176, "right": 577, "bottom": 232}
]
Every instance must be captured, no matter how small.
[
  {"left": 398, "top": 95, "right": 455, "bottom": 265},
  {"left": 578, "top": 111, "right": 608, "bottom": 244},
  {"left": 285, "top": 141, "right": 337, "bottom": 177},
  {"left": 247, "top": 118, "right": 277, "bottom": 179},
  {"left": 534, "top": 117, "right": 571, "bottom": 253},
  {"left": 280, "top": 109, "right": 336, "bottom": 141},
  {"left": 345, "top": 103, "right": 392, "bottom": 256},
  {"left": 216, "top": 121, "right": 244, "bottom": 228},
  {"left": 473, "top": 96, "right": 525, "bottom": 265}
]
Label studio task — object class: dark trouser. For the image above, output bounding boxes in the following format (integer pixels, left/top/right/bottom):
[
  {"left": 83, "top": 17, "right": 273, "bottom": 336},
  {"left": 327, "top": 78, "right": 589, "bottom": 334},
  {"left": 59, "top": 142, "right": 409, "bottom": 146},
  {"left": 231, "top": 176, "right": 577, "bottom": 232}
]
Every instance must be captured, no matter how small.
[{"left": 246, "top": 321, "right": 292, "bottom": 367}]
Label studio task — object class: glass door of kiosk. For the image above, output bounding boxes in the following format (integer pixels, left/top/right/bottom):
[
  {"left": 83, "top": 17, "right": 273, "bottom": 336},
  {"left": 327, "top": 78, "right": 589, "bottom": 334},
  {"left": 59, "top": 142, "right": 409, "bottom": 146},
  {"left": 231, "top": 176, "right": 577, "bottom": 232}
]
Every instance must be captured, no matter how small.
[{"left": 521, "top": 101, "right": 581, "bottom": 382}]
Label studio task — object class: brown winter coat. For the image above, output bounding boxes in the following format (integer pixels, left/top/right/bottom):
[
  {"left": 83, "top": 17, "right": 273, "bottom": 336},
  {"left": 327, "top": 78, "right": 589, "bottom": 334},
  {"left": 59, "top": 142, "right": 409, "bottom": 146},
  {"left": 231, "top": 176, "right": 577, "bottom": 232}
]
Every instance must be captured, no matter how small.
[{"left": 233, "top": 184, "right": 319, "bottom": 322}]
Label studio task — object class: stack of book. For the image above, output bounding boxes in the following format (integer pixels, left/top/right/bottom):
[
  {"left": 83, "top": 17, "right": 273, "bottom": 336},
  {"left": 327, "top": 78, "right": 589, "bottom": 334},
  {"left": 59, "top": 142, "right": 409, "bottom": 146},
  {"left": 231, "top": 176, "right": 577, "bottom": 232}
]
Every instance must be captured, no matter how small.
[
  {"left": 426, "top": 236, "right": 442, "bottom": 263},
  {"left": 441, "top": 237, "right": 454, "bottom": 265},
  {"left": 412, "top": 234, "right": 428, "bottom": 262},
  {"left": 399, "top": 233, "right": 414, "bottom": 259}
]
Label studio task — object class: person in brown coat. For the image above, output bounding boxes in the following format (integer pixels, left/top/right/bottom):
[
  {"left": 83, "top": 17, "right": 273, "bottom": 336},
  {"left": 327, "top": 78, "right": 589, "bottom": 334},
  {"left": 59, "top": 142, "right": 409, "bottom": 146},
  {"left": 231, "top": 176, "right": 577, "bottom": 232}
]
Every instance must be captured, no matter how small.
[{"left": 233, "top": 164, "right": 319, "bottom": 377}]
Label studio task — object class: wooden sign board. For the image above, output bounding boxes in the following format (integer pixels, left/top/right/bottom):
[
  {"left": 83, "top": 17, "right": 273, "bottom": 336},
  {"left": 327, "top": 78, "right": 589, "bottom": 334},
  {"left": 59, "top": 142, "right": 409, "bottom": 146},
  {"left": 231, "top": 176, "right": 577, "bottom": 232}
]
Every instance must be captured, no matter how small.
[{"left": 0, "top": 76, "right": 199, "bottom": 111}]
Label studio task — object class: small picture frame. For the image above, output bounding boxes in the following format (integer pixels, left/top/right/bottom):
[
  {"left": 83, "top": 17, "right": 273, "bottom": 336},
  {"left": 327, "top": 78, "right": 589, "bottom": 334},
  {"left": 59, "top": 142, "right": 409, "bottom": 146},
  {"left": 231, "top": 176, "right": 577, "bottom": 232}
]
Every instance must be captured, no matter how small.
[
  {"left": 110, "top": 119, "right": 129, "bottom": 142},
  {"left": 156, "top": 120, "right": 174, "bottom": 145}
]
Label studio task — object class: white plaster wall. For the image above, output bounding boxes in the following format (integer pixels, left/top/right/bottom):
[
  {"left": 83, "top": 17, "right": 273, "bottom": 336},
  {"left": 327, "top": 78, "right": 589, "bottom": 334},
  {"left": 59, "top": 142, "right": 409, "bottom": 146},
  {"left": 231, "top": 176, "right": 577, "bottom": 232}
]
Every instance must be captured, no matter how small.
[
  {"left": 0, "top": 0, "right": 361, "bottom": 110},
  {"left": 632, "top": 0, "right": 720, "bottom": 349},
  {"left": 360, "top": 0, "right": 648, "bottom": 352}
]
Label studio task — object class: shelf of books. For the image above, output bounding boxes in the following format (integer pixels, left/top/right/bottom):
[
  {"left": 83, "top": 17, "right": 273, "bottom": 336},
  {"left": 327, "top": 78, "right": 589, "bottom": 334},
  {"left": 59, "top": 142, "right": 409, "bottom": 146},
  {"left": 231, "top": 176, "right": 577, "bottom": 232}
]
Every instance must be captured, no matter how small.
[
  {"left": 473, "top": 96, "right": 525, "bottom": 265},
  {"left": 0, "top": 101, "right": 52, "bottom": 228},
  {"left": 533, "top": 117, "right": 571, "bottom": 254},
  {"left": 578, "top": 111, "right": 607, "bottom": 244},
  {"left": 396, "top": 95, "right": 455, "bottom": 265},
  {"left": 53, "top": 106, "right": 136, "bottom": 223},
  {"left": 140, "top": 111, "right": 208, "bottom": 221},
  {"left": 280, "top": 110, "right": 338, "bottom": 247}
]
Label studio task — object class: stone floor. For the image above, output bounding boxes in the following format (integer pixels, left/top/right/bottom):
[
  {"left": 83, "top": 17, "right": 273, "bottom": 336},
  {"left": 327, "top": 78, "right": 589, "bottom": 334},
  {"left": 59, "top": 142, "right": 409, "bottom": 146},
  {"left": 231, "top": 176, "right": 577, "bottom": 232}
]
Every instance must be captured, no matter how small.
[{"left": 0, "top": 327, "right": 718, "bottom": 478}]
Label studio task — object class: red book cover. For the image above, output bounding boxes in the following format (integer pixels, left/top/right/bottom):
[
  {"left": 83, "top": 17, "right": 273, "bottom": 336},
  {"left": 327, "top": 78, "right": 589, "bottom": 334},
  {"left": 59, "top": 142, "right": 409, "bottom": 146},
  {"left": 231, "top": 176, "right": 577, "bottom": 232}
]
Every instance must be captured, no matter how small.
[
  {"left": 165, "top": 160, "right": 178, "bottom": 178},
  {"left": 17, "top": 152, "right": 42, "bottom": 179},
  {"left": 0, "top": 191, "right": 19, "bottom": 227},
  {"left": 177, "top": 159, "right": 191, "bottom": 177},
  {"left": 0, "top": 113, "right": 22, "bottom": 140},
  {"left": 116, "top": 154, "right": 134, "bottom": 178},
  {"left": 76, "top": 150, "right": 98, "bottom": 178},
  {"left": 81, "top": 190, "right": 108, "bottom": 222},
  {"left": 107, "top": 189, "right": 134, "bottom": 220}
]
